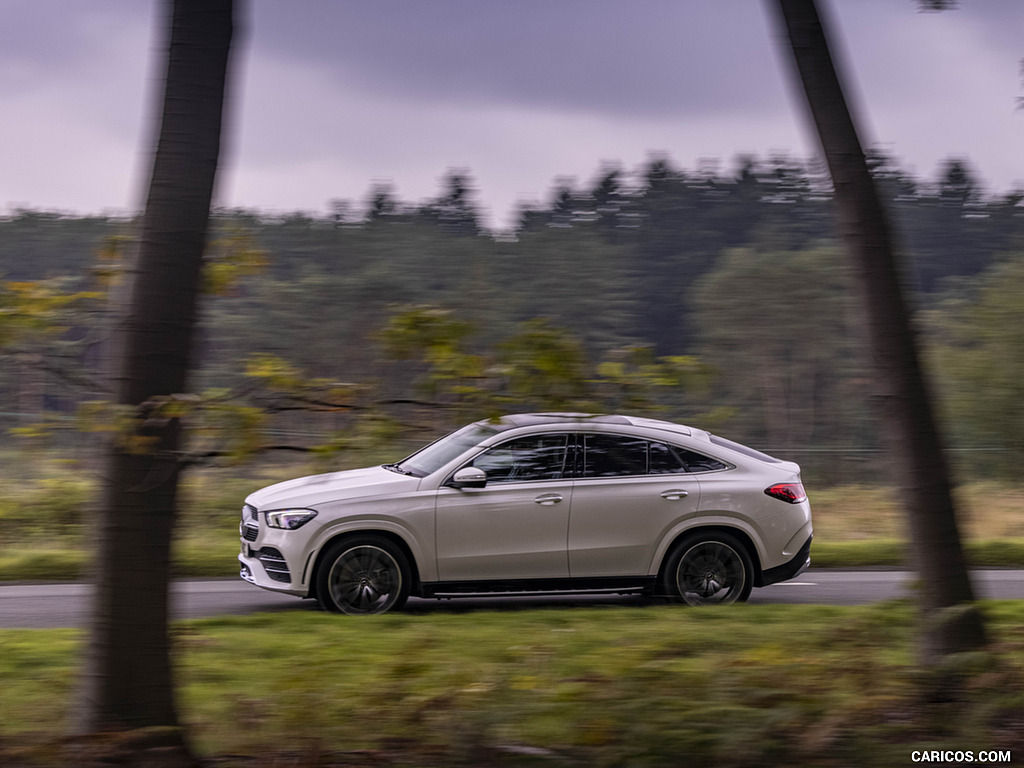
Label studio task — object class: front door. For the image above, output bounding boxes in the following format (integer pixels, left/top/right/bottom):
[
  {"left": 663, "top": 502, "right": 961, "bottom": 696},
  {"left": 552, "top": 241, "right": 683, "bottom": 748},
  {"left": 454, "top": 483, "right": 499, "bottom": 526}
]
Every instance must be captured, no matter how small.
[{"left": 435, "top": 433, "right": 572, "bottom": 582}]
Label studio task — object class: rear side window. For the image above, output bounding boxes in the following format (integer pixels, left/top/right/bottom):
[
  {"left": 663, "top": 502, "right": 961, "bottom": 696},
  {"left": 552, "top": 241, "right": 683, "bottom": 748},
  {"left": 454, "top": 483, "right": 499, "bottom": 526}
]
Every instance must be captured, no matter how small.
[
  {"left": 673, "top": 447, "right": 728, "bottom": 472},
  {"left": 581, "top": 435, "right": 726, "bottom": 476},
  {"left": 583, "top": 434, "right": 648, "bottom": 477},
  {"left": 649, "top": 442, "right": 688, "bottom": 474}
]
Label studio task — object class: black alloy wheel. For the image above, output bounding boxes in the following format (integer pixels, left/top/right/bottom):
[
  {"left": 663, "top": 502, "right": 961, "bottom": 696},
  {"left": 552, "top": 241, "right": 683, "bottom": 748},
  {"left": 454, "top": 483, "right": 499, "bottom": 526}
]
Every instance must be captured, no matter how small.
[
  {"left": 663, "top": 532, "right": 754, "bottom": 606},
  {"left": 316, "top": 535, "right": 411, "bottom": 615}
]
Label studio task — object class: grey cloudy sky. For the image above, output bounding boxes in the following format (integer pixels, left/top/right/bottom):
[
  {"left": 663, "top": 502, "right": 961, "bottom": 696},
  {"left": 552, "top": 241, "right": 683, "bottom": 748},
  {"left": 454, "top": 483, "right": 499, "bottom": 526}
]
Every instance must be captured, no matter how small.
[{"left": 2, "top": 0, "right": 1022, "bottom": 229}]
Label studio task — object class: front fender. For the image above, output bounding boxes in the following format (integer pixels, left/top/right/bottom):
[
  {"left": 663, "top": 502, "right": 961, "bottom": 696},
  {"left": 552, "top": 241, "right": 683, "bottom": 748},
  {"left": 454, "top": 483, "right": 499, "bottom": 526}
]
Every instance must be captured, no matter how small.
[{"left": 306, "top": 516, "right": 436, "bottom": 585}]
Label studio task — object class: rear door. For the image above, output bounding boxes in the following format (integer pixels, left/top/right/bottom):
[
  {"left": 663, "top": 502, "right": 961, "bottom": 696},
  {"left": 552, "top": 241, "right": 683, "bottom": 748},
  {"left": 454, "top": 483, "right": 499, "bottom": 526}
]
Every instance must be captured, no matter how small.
[{"left": 567, "top": 434, "right": 701, "bottom": 577}]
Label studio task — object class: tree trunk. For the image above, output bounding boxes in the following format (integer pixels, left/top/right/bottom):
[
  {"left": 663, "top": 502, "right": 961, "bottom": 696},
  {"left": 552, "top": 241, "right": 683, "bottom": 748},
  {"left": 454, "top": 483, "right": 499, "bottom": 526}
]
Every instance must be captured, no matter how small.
[
  {"left": 76, "top": 0, "right": 236, "bottom": 744},
  {"left": 770, "top": 0, "right": 986, "bottom": 663}
]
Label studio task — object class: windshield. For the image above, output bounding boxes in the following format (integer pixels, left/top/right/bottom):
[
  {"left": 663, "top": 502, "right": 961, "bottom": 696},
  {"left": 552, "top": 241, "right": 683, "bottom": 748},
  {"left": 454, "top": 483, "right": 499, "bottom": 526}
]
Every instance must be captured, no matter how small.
[{"left": 395, "top": 423, "right": 503, "bottom": 477}]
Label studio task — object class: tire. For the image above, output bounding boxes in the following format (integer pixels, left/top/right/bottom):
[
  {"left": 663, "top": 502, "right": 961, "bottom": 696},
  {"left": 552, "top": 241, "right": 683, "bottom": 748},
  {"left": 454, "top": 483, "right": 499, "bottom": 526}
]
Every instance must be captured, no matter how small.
[
  {"left": 662, "top": 531, "right": 754, "bottom": 606},
  {"left": 316, "top": 536, "right": 411, "bottom": 615}
]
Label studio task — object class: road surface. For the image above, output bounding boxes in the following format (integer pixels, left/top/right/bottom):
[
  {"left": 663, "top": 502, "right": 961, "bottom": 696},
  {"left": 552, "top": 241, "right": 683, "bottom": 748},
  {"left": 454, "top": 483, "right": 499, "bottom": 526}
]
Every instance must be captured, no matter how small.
[{"left": 2, "top": 570, "right": 1023, "bottom": 629}]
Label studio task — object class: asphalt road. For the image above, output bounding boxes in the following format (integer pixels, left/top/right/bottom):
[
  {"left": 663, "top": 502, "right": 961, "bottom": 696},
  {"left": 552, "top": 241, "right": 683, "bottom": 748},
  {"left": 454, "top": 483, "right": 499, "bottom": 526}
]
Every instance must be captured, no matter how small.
[{"left": 2, "top": 570, "right": 1023, "bottom": 629}]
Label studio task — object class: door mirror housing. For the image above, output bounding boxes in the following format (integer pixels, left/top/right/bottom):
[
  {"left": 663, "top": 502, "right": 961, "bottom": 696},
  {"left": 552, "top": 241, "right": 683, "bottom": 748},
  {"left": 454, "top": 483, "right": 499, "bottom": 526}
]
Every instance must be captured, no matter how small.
[{"left": 449, "top": 466, "right": 487, "bottom": 489}]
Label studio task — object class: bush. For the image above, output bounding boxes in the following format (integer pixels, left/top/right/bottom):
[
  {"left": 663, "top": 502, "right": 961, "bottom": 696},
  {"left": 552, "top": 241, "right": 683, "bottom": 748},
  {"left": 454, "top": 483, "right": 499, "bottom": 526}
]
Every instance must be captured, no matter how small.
[{"left": 0, "top": 473, "right": 94, "bottom": 544}]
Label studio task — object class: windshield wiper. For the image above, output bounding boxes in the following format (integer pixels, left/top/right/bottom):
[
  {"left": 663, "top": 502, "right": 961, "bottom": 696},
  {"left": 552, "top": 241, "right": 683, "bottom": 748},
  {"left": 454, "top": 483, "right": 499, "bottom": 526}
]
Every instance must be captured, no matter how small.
[{"left": 382, "top": 463, "right": 416, "bottom": 476}]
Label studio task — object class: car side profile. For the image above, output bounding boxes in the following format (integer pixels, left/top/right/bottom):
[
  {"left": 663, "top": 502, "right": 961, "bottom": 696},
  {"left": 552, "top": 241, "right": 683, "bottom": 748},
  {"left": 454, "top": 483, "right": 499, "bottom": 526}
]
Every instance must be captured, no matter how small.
[{"left": 238, "top": 413, "right": 813, "bottom": 614}]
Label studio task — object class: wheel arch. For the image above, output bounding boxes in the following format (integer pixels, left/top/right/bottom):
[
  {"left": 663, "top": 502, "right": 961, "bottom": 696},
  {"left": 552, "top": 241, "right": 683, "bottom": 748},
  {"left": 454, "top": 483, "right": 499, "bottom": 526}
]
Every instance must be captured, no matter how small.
[
  {"left": 308, "top": 529, "right": 423, "bottom": 601},
  {"left": 655, "top": 524, "right": 765, "bottom": 587}
]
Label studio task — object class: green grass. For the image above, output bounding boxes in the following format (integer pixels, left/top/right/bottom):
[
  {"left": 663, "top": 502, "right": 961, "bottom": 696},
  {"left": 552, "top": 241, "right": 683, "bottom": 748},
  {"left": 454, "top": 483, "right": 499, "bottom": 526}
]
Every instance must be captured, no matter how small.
[
  {"left": 0, "top": 548, "right": 85, "bottom": 582},
  {"left": 0, "top": 535, "right": 244, "bottom": 582},
  {"left": 810, "top": 538, "right": 1024, "bottom": 568},
  {"left": 3, "top": 602, "right": 1024, "bottom": 766}
]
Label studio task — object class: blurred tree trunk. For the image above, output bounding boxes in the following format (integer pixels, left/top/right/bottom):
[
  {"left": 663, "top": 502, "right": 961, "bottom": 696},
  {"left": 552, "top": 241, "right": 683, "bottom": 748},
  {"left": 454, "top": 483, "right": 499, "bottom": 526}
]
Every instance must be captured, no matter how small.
[
  {"left": 76, "top": 0, "right": 236, "bottom": 748},
  {"left": 770, "top": 0, "right": 986, "bottom": 663}
]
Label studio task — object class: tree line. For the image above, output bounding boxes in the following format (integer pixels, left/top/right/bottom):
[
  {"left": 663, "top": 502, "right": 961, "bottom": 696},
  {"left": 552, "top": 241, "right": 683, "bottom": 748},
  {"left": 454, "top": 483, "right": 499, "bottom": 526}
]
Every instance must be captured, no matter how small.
[{"left": 2, "top": 150, "right": 1023, "bottom": 483}]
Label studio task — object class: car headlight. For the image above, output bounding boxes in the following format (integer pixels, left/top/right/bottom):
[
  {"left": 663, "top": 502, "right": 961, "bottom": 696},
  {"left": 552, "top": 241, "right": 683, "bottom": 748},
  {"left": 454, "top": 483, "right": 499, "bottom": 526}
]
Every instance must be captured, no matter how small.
[{"left": 264, "top": 508, "right": 318, "bottom": 530}]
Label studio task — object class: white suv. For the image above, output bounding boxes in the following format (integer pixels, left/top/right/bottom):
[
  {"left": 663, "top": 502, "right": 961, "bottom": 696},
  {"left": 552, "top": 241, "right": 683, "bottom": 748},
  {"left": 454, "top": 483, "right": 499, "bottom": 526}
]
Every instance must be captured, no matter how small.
[{"left": 238, "top": 413, "right": 813, "bottom": 614}]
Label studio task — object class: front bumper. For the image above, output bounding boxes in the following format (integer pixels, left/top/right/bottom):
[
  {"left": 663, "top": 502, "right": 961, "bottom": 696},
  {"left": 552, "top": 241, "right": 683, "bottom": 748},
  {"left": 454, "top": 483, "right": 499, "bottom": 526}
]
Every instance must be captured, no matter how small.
[
  {"left": 238, "top": 502, "right": 314, "bottom": 596},
  {"left": 238, "top": 541, "right": 308, "bottom": 596}
]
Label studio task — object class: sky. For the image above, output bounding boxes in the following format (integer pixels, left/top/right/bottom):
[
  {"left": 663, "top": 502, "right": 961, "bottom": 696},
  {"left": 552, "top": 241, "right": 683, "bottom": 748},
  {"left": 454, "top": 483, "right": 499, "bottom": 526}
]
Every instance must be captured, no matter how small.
[{"left": 2, "top": 0, "right": 1022, "bottom": 230}]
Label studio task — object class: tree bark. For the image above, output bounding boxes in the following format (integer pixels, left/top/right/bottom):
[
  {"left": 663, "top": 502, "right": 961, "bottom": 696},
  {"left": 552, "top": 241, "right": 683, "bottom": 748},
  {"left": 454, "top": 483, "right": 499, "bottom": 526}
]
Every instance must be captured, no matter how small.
[
  {"left": 76, "top": 0, "right": 236, "bottom": 742},
  {"left": 770, "top": 0, "right": 986, "bottom": 663}
]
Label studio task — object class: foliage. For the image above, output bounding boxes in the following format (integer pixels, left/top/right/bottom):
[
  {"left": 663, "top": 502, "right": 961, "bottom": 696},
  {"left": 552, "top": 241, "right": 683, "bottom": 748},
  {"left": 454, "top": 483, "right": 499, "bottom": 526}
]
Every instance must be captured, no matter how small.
[
  {"left": 496, "top": 318, "right": 592, "bottom": 410},
  {"left": 0, "top": 279, "right": 100, "bottom": 348},
  {"left": 378, "top": 304, "right": 486, "bottom": 406},
  {"left": 201, "top": 229, "right": 269, "bottom": 296},
  {"left": 928, "top": 251, "right": 1024, "bottom": 477},
  {"left": 0, "top": 471, "right": 93, "bottom": 543},
  {"left": 374, "top": 305, "right": 713, "bottom": 422},
  {"left": 690, "top": 243, "right": 873, "bottom": 480}
]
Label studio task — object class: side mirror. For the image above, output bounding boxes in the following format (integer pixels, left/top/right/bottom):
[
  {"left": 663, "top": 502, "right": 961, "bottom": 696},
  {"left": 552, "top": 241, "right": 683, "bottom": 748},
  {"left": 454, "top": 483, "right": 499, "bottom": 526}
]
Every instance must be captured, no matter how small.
[{"left": 449, "top": 466, "right": 487, "bottom": 489}]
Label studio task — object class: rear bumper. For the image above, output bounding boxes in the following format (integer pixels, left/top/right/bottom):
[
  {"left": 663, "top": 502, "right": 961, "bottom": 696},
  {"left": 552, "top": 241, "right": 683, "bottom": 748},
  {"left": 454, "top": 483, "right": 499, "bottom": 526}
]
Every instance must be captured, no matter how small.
[{"left": 759, "top": 535, "right": 812, "bottom": 587}]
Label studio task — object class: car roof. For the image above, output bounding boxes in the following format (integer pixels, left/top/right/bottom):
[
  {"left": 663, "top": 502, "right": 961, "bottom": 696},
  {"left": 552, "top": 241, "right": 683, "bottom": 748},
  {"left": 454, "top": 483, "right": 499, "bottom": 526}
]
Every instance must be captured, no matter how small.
[{"left": 483, "top": 412, "right": 693, "bottom": 437}]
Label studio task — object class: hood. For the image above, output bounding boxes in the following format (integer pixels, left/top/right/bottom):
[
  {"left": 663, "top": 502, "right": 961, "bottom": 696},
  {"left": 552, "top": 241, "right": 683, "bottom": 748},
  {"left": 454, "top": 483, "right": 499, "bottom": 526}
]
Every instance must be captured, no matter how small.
[{"left": 245, "top": 465, "right": 421, "bottom": 511}]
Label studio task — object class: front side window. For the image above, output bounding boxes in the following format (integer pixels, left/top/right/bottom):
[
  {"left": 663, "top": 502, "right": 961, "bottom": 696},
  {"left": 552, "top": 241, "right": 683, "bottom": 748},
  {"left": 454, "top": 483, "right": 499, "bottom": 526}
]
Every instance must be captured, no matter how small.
[{"left": 470, "top": 434, "right": 570, "bottom": 483}]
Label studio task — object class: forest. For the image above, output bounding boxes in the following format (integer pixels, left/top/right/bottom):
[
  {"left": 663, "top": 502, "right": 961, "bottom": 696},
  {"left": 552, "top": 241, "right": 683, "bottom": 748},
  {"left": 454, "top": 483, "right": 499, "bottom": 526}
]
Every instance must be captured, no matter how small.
[{"left": 2, "top": 150, "right": 1023, "bottom": 485}]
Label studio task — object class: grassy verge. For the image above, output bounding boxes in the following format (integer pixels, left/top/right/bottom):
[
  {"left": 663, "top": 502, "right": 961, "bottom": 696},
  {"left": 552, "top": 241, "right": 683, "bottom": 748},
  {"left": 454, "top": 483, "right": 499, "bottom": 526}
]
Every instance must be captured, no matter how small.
[
  {"left": 2, "top": 602, "right": 1024, "bottom": 766},
  {"left": 0, "top": 535, "right": 243, "bottom": 582},
  {"left": 810, "top": 538, "right": 1024, "bottom": 569},
  {"left": 3, "top": 538, "right": 1024, "bottom": 582}
]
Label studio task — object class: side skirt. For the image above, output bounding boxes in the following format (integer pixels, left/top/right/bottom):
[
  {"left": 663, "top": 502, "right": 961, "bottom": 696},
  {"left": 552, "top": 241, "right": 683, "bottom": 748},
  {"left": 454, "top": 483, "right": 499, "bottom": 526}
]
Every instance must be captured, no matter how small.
[{"left": 419, "top": 576, "right": 656, "bottom": 599}]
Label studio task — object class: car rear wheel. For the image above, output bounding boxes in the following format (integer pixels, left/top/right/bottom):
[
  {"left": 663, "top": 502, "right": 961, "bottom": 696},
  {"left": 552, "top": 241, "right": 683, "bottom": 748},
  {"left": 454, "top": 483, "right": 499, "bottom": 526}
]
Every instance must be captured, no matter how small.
[
  {"left": 663, "top": 532, "right": 753, "bottom": 606},
  {"left": 316, "top": 536, "right": 410, "bottom": 615}
]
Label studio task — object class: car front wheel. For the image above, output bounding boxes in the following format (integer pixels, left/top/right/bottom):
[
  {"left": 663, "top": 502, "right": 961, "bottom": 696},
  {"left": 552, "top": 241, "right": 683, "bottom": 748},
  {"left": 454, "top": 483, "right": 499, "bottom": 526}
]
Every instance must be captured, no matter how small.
[
  {"left": 663, "top": 532, "right": 754, "bottom": 606},
  {"left": 316, "top": 536, "right": 411, "bottom": 615}
]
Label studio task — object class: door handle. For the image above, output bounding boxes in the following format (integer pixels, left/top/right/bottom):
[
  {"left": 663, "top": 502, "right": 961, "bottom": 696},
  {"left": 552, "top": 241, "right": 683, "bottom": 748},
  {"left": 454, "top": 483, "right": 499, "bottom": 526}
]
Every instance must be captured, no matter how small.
[
  {"left": 660, "top": 489, "right": 689, "bottom": 500},
  {"left": 534, "top": 493, "right": 563, "bottom": 505}
]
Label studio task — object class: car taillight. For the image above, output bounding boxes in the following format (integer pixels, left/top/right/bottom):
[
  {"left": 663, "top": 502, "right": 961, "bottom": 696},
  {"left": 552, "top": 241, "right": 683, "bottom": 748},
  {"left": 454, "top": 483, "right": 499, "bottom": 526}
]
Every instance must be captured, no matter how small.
[{"left": 764, "top": 483, "right": 806, "bottom": 504}]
